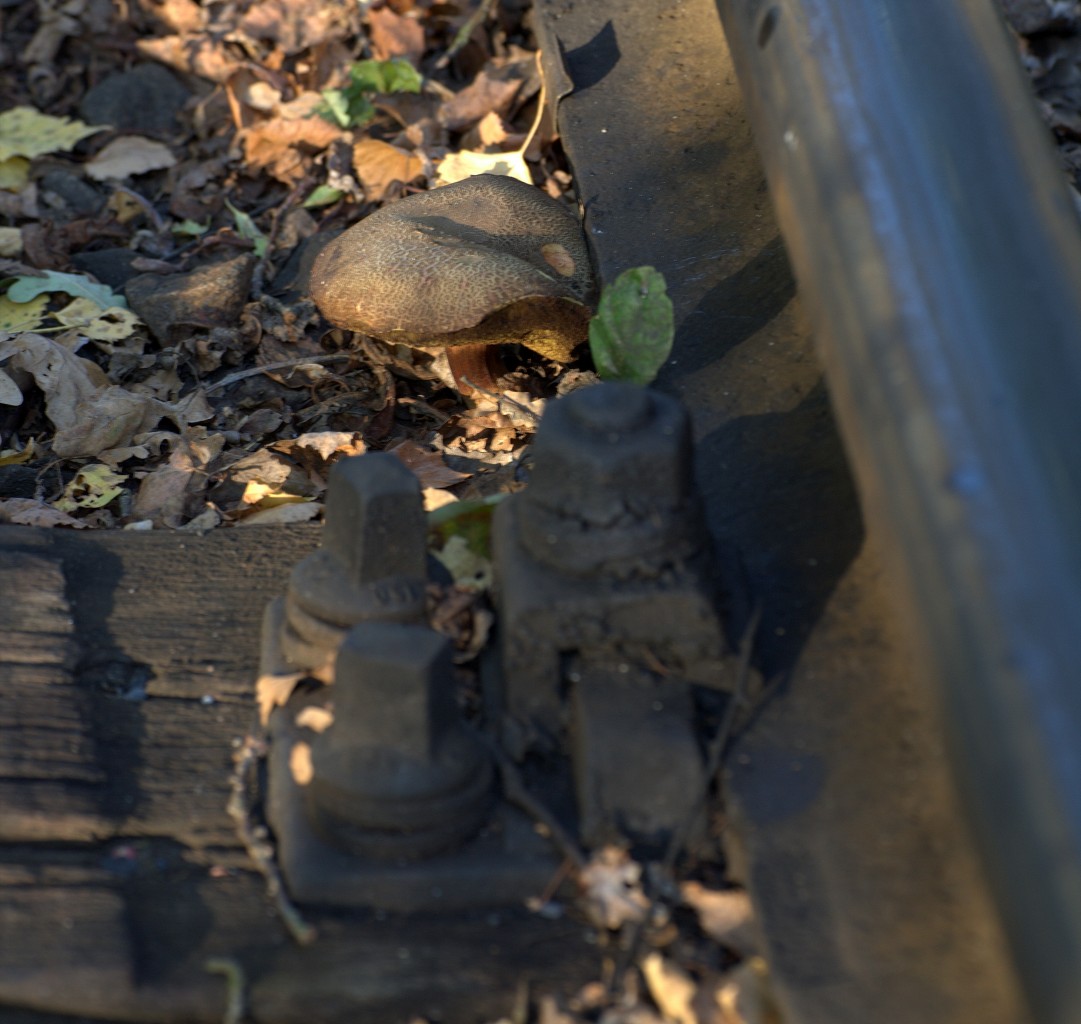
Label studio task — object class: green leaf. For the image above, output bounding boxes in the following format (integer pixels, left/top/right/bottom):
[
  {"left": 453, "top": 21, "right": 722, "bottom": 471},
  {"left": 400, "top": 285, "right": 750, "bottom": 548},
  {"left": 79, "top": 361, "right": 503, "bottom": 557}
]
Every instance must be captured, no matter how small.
[
  {"left": 428, "top": 496, "right": 504, "bottom": 590},
  {"left": 319, "top": 88, "right": 353, "bottom": 128},
  {"left": 378, "top": 59, "right": 424, "bottom": 95},
  {"left": 588, "top": 266, "right": 674, "bottom": 386},
  {"left": 224, "top": 199, "right": 268, "bottom": 259},
  {"left": 428, "top": 494, "right": 505, "bottom": 555},
  {"left": 303, "top": 184, "right": 346, "bottom": 209},
  {"left": 317, "top": 87, "right": 375, "bottom": 129},
  {"left": 317, "top": 60, "right": 422, "bottom": 128},
  {"left": 7, "top": 271, "right": 127, "bottom": 310},
  {"left": 350, "top": 58, "right": 422, "bottom": 95},
  {"left": 172, "top": 219, "right": 209, "bottom": 237}
]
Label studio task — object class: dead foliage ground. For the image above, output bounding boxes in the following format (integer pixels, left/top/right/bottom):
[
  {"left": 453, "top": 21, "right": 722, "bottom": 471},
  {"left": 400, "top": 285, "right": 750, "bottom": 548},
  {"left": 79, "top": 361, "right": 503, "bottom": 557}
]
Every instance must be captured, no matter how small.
[{"left": 0, "top": 0, "right": 595, "bottom": 533}]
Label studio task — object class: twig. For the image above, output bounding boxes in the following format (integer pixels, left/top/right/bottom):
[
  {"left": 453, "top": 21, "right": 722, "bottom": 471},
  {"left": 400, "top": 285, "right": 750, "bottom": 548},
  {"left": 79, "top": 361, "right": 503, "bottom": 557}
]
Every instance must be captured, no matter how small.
[
  {"left": 203, "top": 353, "right": 359, "bottom": 395},
  {"left": 204, "top": 957, "right": 247, "bottom": 1024},
  {"left": 662, "top": 603, "right": 763, "bottom": 874},
  {"left": 608, "top": 605, "right": 763, "bottom": 996},
  {"left": 435, "top": 0, "right": 499, "bottom": 70},
  {"left": 518, "top": 49, "right": 548, "bottom": 158},
  {"left": 226, "top": 734, "right": 318, "bottom": 946},
  {"left": 459, "top": 376, "right": 544, "bottom": 425},
  {"left": 473, "top": 727, "right": 587, "bottom": 870}
]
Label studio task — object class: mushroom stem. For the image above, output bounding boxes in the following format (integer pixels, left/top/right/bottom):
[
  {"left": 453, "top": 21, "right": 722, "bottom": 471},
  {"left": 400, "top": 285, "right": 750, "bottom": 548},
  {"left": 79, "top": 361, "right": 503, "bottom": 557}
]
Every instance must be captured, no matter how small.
[{"left": 446, "top": 343, "right": 507, "bottom": 394}]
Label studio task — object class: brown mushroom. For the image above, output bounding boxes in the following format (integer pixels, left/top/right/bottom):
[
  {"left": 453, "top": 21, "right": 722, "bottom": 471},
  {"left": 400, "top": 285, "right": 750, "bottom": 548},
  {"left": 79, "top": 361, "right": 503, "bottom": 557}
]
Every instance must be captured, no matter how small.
[{"left": 309, "top": 174, "right": 596, "bottom": 392}]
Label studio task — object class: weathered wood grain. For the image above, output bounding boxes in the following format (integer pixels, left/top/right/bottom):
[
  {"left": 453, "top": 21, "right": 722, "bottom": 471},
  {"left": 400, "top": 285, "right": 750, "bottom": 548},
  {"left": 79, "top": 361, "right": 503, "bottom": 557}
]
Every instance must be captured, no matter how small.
[
  {"left": 0, "top": 548, "right": 105, "bottom": 842},
  {"left": 0, "top": 522, "right": 599, "bottom": 1023}
]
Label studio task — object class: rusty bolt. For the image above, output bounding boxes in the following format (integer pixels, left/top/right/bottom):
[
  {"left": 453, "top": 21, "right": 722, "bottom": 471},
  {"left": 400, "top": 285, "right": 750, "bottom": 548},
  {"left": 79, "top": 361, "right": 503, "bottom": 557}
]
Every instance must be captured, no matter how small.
[
  {"left": 284, "top": 455, "right": 428, "bottom": 664},
  {"left": 515, "top": 382, "right": 702, "bottom": 575},
  {"left": 306, "top": 621, "right": 494, "bottom": 860}
]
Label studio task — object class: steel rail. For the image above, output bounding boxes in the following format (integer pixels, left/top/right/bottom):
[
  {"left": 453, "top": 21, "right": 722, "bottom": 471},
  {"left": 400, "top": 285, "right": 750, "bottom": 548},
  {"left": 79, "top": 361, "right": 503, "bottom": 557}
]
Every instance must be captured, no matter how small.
[{"left": 714, "top": 1, "right": 1081, "bottom": 1020}]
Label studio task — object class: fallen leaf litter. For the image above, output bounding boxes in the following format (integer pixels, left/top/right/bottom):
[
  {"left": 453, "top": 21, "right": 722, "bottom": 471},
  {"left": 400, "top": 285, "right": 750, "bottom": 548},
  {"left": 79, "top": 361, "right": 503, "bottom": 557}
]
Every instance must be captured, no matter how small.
[{"left": 0, "top": 0, "right": 582, "bottom": 533}]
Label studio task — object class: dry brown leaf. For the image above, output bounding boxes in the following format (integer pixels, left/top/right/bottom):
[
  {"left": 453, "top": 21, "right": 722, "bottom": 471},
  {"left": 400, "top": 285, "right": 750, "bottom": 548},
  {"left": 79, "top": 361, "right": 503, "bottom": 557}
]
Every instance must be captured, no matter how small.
[
  {"left": 295, "top": 705, "right": 333, "bottom": 733},
  {"left": 133, "top": 464, "right": 197, "bottom": 527},
  {"left": 388, "top": 438, "right": 471, "bottom": 488},
  {"left": 538, "top": 995, "right": 579, "bottom": 1024},
  {"left": 368, "top": 5, "right": 425, "bottom": 65},
  {"left": 641, "top": 954, "right": 699, "bottom": 1024},
  {"left": 579, "top": 846, "right": 651, "bottom": 930},
  {"left": 137, "top": 34, "right": 243, "bottom": 83},
  {"left": 0, "top": 498, "right": 87, "bottom": 528},
  {"left": 712, "top": 958, "right": 779, "bottom": 1024},
  {"left": 222, "top": 448, "right": 306, "bottom": 490},
  {"left": 233, "top": 72, "right": 283, "bottom": 113},
  {"left": 98, "top": 429, "right": 179, "bottom": 468},
  {"left": 681, "top": 883, "right": 759, "bottom": 957},
  {"left": 475, "top": 111, "right": 514, "bottom": 148},
  {"left": 179, "top": 506, "right": 221, "bottom": 532},
  {"left": 439, "top": 71, "right": 522, "bottom": 131},
  {"left": 148, "top": 0, "right": 205, "bottom": 34},
  {"left": 239, "top": 0, "right": 351, "bottom": 55},
  {"left": 598, "top": 1009, "right": 667, "bottom": 1024},
  {"left": 0, "top": 333, "right": 193, "bottom": 458},
  {"left": 132, "top": 431, "right": 219, "bottom": 526},
  {"left": 242, "top": 114, "right": 346, "bottom": 184},
  {"left": 352, "top": 138, "right": 426, "bottom": 203},
  {"left": 423, "top": 487, "right": 458, "bottom": 511},
  {"left": 0, "top": 367, "right": 22, "bottom": 405},
  {"left": 289, "top": 741, "right": 313, "bottom": 785},
  {"left": 84, "top": 136, "right": 177, "bottom": 181},
  {"left": 292, "top": 431, "right": 366, "bottom": 460},
  {"left": 256, "top": 671, "right": 308, "bottom": 725}
]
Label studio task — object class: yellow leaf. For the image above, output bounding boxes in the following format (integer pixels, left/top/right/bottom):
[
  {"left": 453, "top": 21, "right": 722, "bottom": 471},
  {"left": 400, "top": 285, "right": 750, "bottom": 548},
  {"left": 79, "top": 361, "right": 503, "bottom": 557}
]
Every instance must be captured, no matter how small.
[
  {"left": 54, "top": 299, "right": 142, "bottom": 341},
  {"left": 53, "top": 464, "right": 128, "bottom": 513},
  {"left": 0, "top": 293, "right": 48, "bottom": 333},
  {"left": 0, "top": 440, "right": 34, "bottom": 465},
  {"left": 240, "top": 479, "right": 313, "bottom": 508},
  {"left": 0, "top": 107, "right": 106, "bottom": 162},
  {"left": 433, "top": 533, "right": 492, "bottom": 591},
  {"left": 106, "top": 190, "right": 146, "bottom": 224},
  {"left": 0, "top": 226, "right": 22, "bottom": 258},
  {"left": 237, "top": 502, "right": 321, "bottom": 525},
  {"left": 0, "top": 157, "right": 30, "bottom": 192},
  {"left": 435, "top": 148, "right": 531, "bottom": 186}
]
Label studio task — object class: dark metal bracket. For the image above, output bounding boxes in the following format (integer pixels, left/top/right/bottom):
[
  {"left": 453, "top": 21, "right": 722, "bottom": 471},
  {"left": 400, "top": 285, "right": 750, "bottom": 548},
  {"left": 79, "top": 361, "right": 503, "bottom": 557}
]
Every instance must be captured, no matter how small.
[{"left": 260, "top": 383, "right": 749, "bottom": 911}]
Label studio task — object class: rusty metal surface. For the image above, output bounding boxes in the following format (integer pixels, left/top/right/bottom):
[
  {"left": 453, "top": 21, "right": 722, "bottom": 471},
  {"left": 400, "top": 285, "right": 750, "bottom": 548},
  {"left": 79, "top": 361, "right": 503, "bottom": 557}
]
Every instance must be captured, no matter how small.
[
  {"left": 714, "top": 1, "right": 1081, "bottom": 1020},
  {"left": 534, "top": 0, "right": 1031, "bottom": 1020},
  {"left": 266, "top": 384, "right": 739, "bottom": 907}
]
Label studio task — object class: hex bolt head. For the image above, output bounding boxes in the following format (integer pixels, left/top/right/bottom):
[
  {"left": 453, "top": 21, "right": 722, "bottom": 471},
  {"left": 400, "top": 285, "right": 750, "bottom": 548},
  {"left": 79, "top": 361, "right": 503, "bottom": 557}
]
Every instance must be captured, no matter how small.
[
  {"left": 307, "top": 622, "right": 494, "bottom": 859},
  {"left": 517, "top": 382, "right": 701, "bottom": 574},
  {"left": 285, "top": 453, "right": 429, "bottom": 639},
  {"left": 325, "top": 621, "right": 453, "bottom": 762},
  {"left": 322, "top": 453, "right": 428, "bottom": 589}
]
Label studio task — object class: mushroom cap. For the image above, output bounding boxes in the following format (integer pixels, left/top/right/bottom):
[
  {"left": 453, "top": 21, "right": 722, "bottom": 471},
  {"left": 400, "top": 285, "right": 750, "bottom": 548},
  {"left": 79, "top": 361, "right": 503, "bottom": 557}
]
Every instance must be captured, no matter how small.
[{"left": 309, "top": 174, "right": 596, "bottom": 359}]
